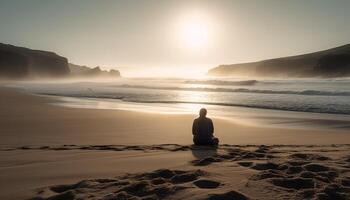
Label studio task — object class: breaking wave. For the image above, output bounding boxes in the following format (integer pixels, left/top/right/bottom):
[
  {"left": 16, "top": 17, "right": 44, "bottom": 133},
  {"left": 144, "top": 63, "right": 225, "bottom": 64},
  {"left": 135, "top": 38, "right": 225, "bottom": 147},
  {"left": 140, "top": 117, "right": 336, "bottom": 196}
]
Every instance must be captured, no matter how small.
[
  {"left": 38, "top": 93, "right": 350, "bottom": 115},
  {"left": 114, "top": 84, "right": 350, "bottom": 97},
  {"left": 184, "top": 79, "right": 258, "bottom": 86}
]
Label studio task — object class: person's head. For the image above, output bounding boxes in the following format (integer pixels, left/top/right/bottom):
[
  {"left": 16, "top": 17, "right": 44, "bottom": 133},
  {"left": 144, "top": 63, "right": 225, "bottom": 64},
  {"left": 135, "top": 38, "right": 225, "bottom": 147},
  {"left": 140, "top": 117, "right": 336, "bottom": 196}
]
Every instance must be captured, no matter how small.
[{"left": 199, "top": 108, "right": 207, "bottom": 118}]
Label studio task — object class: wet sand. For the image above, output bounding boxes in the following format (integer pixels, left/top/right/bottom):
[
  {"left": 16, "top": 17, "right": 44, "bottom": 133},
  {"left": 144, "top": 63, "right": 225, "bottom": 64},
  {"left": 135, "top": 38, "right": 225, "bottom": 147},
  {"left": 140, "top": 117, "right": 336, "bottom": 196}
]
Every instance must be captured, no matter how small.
[{"left": 1, "top": 87, "right": 349, "bottom": 147}]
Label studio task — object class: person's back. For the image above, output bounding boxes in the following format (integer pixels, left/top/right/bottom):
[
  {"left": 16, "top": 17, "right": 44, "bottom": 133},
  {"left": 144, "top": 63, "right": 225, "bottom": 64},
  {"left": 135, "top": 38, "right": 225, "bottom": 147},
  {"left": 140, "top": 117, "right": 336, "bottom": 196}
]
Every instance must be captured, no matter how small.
[{"left": 192, "top": 108, "right": 219, "bottom": 145}]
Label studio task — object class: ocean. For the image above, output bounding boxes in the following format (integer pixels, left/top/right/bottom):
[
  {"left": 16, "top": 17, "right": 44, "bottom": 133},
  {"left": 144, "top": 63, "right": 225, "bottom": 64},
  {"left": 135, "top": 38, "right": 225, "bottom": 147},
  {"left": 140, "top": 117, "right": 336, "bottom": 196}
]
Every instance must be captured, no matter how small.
[{"left": 9, "top": 77, "right": 350, "bottom": 130}]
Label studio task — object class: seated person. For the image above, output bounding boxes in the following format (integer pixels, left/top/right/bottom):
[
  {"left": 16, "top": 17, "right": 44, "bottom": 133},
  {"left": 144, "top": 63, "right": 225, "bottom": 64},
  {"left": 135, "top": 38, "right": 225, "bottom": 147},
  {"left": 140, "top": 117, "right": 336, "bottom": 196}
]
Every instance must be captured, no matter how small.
[{"left": 192, "top": 108, "right": 219, "bottom": 146}]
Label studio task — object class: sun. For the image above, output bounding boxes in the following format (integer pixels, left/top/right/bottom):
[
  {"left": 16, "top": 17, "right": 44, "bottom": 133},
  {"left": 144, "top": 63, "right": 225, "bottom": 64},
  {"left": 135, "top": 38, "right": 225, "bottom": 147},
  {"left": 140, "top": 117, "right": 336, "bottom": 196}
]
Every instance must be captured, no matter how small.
[
  {"left": 181, "top": 20, "right": 209, "bottom": 48},
  {"left": 175, "top": 12, "right": 211, "bottom": 50}
]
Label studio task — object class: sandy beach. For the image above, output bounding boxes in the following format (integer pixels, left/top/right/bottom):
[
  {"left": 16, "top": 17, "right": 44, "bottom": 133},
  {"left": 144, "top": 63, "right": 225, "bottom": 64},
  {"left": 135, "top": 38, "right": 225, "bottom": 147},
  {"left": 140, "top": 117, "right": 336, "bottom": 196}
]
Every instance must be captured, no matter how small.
[
  {"left": 2, "top": 1, "right": 350, "bottom": 199},
  {"left": 1, "top": 87, "right": 350, "bottom": 200}
]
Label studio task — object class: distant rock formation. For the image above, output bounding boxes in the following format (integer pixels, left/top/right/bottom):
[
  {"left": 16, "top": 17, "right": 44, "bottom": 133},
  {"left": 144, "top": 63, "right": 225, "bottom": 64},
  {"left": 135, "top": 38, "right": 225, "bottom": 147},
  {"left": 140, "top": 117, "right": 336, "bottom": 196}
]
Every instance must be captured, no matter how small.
[
  {"left": 208, "top": 44, "right": 350, "bottom": 78},
  {"left": 0, "top": 43, "right": 121, "bottom": 79},
  {"left": 69, "top": 63, "right": 121, "bottom": 78},
  {"left": 0, "top": 43, "right": 69, "bottom": 78}
]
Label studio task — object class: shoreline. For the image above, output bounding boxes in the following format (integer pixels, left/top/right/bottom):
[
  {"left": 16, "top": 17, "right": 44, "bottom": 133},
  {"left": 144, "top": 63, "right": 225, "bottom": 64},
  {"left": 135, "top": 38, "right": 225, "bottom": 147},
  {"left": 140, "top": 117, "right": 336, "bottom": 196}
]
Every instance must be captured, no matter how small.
[
  {"left": 6, "top": 77, "right": 350, "bottom": 117},
  {"left": 49, "top": 94, "right": 350, "bottom": 131},
  {"left": 1, "top": 86, "right": 350, "bottom": 146},
  {"left": 6, "top": 82, "right": 350, "bottom": 132}
]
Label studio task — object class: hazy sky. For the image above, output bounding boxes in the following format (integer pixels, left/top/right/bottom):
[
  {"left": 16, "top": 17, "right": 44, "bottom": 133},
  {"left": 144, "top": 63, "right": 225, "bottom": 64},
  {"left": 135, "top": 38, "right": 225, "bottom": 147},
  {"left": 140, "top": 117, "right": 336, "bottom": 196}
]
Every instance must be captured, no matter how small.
[{"left": 1, "top": 0, "right": 349, "bottom": 77}]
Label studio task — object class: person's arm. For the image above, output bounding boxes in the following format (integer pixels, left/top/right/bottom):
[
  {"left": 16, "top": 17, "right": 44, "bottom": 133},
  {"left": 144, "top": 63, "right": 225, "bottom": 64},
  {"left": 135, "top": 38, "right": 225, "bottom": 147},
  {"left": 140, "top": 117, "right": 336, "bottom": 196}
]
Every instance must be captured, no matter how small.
[
  {"left": 209, "top": 119, "right": 214, "bottom": 136},
  {"left": 192, "top": 119, "right": 198, "bottom": 136}
]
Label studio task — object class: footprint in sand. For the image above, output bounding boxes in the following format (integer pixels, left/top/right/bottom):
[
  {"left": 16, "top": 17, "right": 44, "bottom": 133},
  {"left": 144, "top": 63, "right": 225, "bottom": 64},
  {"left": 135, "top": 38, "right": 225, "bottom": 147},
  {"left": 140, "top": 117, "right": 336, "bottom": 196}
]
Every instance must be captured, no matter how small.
[
  {"left": 237, "top": 161, "right": 253, "bottom": 167},
  {"left": 303, "top": 163, "right": 330, "bottom": 172},
  {"left": 193, "top": 179, "right": 221, "bottom": 189},
  {"left": 192, "top": 157, "right": 221, "bottom": 166},
  {"left": 30, "top": 169, "right": 210, "bottom": 200},
  {"left": 270, "top": 177, "right": 315, "bottom": 190},
  {"left": 250, "top": 162, "right": 279, "bottom": 170},
  {"left": 170, "top": 170, "right": 205, "bottom": 183},
  {"left": 206, "top": 190, "right": 251, "bottom": 200}
]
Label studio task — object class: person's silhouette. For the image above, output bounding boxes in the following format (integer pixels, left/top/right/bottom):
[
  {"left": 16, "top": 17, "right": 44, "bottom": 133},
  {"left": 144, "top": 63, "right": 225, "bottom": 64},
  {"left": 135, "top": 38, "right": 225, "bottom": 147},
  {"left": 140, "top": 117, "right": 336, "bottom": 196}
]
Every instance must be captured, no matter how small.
[{"left": 192, "top": 108, "right": 219, "bottom": 145}]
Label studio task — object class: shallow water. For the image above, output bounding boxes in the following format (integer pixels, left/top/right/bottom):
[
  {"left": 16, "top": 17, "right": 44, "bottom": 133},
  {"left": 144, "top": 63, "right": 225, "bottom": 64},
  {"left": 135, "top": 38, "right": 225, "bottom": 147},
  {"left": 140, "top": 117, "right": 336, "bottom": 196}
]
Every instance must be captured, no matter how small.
[{"left": 8, "top": 77, "right": 350, "bottom": 131}]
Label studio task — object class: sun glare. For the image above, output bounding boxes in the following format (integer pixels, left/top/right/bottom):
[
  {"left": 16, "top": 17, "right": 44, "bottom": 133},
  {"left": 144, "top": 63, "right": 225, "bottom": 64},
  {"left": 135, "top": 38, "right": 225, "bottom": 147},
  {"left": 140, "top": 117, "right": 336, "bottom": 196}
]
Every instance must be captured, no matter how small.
[
  {"left": 181, "top": 21, "right": 209, "bottom": 48},
  {"left": 175, "top": 12, "right": 213, "bottom": 50}
]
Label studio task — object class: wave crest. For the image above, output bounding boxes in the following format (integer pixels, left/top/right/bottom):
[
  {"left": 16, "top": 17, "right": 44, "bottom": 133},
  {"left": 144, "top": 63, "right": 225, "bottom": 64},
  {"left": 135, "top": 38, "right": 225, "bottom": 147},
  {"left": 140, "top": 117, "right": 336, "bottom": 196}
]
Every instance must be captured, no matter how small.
[
  {"left": 185, "top": 80, "right": 258, "bottom": 86},
  {"left": 114, "top": 84, "right": 350, "bottom": 96}
]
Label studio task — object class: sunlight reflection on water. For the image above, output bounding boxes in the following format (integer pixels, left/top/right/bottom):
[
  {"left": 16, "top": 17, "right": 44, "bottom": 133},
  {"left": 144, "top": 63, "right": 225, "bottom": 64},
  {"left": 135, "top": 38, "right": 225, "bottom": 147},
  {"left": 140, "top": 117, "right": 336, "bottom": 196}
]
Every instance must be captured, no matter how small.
[
  {"left": 8, "top": 78, "right": 350, "bottom": 131},
  {"left": 50, "top": 95, "right": 350, "bottom": 132}
]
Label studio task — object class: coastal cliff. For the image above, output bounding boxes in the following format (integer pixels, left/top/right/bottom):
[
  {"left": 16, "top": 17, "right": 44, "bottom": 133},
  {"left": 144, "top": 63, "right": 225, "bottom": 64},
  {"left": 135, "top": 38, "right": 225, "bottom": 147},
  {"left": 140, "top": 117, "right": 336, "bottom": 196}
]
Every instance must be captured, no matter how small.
[
  {"left": 0, "top": 43, "right": 121, "bottom": 79},
  {"left": 208, "top": 44, "right": 350, "bottom": 78},
  {"left": 0, "top": 43, "right": 69, "bottom": 78}
]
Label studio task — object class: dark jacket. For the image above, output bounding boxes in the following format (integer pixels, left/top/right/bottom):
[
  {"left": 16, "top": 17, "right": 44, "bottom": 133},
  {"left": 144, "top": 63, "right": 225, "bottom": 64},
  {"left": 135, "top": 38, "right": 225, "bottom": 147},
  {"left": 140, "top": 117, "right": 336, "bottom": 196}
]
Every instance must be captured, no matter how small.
[{"left": 192, "top": 117, "right": 214, "bottom": 140}]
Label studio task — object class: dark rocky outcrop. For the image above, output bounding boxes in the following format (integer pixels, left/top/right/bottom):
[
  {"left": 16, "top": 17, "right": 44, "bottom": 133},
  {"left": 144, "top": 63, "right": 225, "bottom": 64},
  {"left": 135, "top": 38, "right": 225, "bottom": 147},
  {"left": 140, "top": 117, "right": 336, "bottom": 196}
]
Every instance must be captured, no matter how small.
[
  {"left": 0, "top": 43, "right": 69, "bottom": 78},
  {"left": 208, "top": 44, "right": 350, "bottom": 78},
  {"left": 69, "top": 63, "right": 121, "bottom": 78},
  {"left": 314, "top": 54, "right": 350, "bottom": 77}
]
